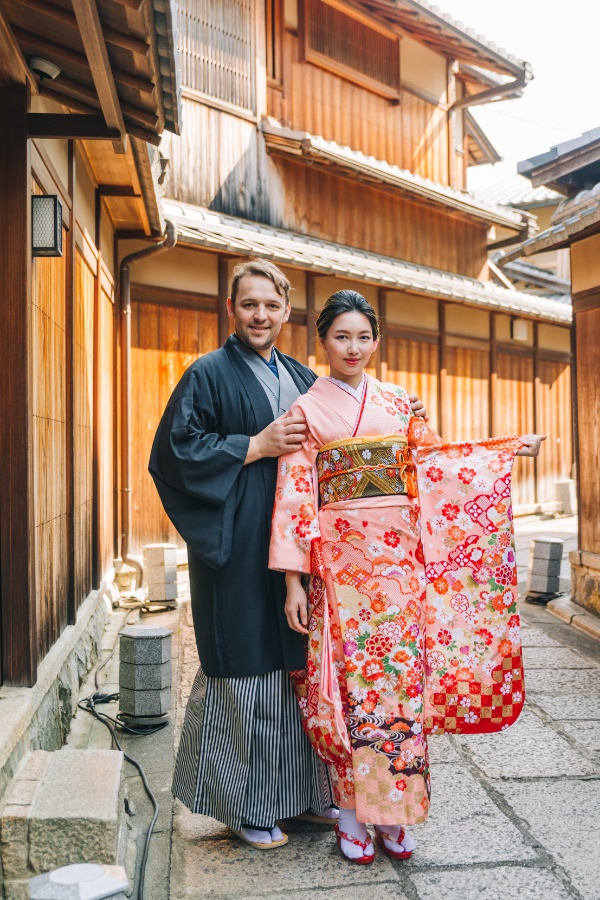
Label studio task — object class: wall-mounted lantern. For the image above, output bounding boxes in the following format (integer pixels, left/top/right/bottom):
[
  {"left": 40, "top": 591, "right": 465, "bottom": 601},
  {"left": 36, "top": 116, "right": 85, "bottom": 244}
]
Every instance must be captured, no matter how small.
[
  {"left": 32, "top": 194, "right": 63, "bottom": 257},
  {"left": 511, "top": 317, "right": 529, "bottom": 342}
]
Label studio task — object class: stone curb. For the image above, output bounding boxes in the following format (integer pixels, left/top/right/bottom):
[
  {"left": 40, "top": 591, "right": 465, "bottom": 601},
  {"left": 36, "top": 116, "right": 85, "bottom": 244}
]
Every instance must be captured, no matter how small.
[{"left": 546, "top": 595, "right": 600, "bottom": 641}]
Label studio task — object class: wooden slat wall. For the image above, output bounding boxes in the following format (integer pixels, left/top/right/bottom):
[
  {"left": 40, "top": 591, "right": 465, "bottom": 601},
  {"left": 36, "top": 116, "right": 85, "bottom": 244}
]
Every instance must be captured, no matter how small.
[
  {"left": 387, "top": 336, "right": 439, "bottom": 433},
  {"left": 536, "top": 359, "right": 572, "bottom": 506},
  {"left": 276, "top": 321, "right": 307, "bottom": 362},
  {"left": 271, "top": 160, "right": 485, "bottom": 277},
  {"left": 268, "top": 28, "right": 449, "bottom": 183},
  {"left": 575, "top": 307, "right": 600, "bottom": 553},
  {"left": 74, "top": 250, "right": 95, "bottom": 608},
  {"left": 444, "top": 346, "right": 490, "bottom": 442},
  {"left": 496, "top": 352, "right": 535, "bottom": 507},
  {"left": 98, "top": 284, "right": 115, "bottom": 576},
  {"left": 131, "top": 300, "right": 219, "bottom": 552},
  {"left": 32, "top": 220, "right": 69, "bottom": 660}
]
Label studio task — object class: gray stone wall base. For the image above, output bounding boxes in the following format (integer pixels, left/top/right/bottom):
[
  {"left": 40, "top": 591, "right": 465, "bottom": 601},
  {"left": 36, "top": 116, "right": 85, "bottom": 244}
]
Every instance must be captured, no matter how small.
[{"left": 570, "top": 550, "right": 600, "bottom": 617}]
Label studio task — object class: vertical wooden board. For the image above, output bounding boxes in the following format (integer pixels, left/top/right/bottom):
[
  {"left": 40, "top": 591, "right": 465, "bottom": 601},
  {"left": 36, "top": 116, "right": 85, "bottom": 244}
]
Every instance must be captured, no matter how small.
[
  {"left": 536, "top": 359, "right": 572, "bottom": 507},
  {"left": 387, "top": 336, "right": 439, "bottom": 433},
  {"left": 495, "top": 353, "right": 535, "bottom": 507},
  {"left": 445, "top": 346, "right": 489, "bottom": 443},
  {"left": 575, "top": 308, "right": 600, "bottom": 551},
  {"left": 98, "top": 287, "right": 114, "bottom": 576}
]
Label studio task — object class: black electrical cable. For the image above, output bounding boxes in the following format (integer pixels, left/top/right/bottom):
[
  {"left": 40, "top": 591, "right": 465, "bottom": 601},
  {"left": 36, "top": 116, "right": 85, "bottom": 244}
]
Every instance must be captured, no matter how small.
[{"left": 76, "top": 609, "right": 169, "bottom": 900}]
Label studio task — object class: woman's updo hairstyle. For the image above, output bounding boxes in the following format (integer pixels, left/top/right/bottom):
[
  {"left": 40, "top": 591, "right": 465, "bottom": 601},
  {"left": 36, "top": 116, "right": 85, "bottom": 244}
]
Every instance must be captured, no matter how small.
[{"left": 316, "top": 290, "right": 380, "bottom": 341}]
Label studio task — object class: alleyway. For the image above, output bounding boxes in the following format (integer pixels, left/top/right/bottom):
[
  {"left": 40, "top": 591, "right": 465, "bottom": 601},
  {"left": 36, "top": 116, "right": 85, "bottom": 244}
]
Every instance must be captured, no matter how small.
[{"left": 165, "top": 514, "right": 600, "bottom": 900}]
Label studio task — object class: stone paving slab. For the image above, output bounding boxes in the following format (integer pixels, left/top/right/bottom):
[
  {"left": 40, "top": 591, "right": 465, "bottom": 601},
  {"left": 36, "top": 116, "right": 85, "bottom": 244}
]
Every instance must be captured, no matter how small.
[
  {"left": 562, "top": 721, "right": 600, "bottom": 752},
  {"left": 530, "top": 694, "right": 600, "bottom": 721},
  {"left": 520, "top": 626, "right": 562, "bottom": 648},
  {"left": 405, "top": 765, "right": 536, "bottom": 868},
  {"left": 456, "top": 709, "right": 596, "bottom": 778},
  {"left": 409, "top": 865, "right": 572, "bottom": 900},
  {"left": 427, "top": 735, "right": 461, "bottom": 764},
  {"left": 499, "top": 779, "right": 600, "bottom": 900},
  {"left": 525, "top": 668, "right": 600, "bottom": 695},
  {"left": 171, "top": 802, "right": 230, "bottom": 840},
  {"left": 169, "top": 830, "right": 401, "bottom": 898},
  {"left": 521, "top": 646, "right": 596, "bottom": 669},
  {"left": 247, "top": 885, "right": 411, "bottom": 900}
]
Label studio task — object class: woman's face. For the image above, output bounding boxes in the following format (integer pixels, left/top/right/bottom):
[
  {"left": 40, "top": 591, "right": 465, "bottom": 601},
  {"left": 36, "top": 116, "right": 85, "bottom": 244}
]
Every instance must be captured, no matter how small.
[{"left": 320, "top": 310, "right": 378, "bottom": 384}]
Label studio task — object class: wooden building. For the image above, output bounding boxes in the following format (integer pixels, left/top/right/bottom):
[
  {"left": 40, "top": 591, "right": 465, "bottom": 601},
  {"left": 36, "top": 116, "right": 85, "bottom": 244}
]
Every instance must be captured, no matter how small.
[
  {"left": 500, "top": 128, "right": 600, "bottom": 617},
  {"left": 125, "top": 0, "right": 573, "bottom": 554},
  {"left": 0, "top": 0, "right": 180, "bottom": 685}
]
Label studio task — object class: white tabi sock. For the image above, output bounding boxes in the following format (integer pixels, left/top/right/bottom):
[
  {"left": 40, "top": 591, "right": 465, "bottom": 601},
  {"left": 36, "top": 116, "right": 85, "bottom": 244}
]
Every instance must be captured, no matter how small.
[
  {"left": 374, "top": 823, "right": 417, "bottom": 854},
  {"left": 240, "top": 825, "right": 284, "bottom": 845},
  {"left": 337, "top": 808, "right": 374, "bottom": 860},
  {"left": 309, "top": 806, "right": 339, "bottom": 820}
]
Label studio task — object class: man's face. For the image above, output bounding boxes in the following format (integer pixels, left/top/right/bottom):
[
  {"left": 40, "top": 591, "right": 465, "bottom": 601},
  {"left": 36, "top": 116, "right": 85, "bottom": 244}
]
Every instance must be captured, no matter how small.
[{"left": 227, "top": 274, "right": 290, "bottom": 358}]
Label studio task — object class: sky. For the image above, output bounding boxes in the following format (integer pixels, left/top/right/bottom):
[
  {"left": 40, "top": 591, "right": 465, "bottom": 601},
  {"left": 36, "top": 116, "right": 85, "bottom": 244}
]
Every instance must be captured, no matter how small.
[{"left": 438, "top": 0, "right": 600, "bottom": 191}]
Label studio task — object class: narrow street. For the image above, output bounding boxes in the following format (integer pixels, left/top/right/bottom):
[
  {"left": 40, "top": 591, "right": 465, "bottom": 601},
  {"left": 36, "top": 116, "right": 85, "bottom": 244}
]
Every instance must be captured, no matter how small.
[{"left": 167, "top": 515, "right": 600, "bottom": 900}]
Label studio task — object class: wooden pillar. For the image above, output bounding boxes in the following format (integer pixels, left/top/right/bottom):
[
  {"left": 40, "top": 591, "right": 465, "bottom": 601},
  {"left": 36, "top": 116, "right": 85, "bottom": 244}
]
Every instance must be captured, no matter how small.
[
  {"left": 533, "top": 321, "right": 539, "bottom": 505},
  {"left": 378, "top": 289, "right": 387, "bottom": 382},
  {"left": 306, "top": 273, "right": 316, "bottom": 371},
  {"left": 571, "top": 307, "right": 581, "bottom": 550},
  {"left": 218, "top": 256, "right": 230, "bottom": 345},
  {"left": 438, "top": 302, "right": 446, "bottom": 438},
  {"left": 92, "top": 187, "right": 101, "bottom": 588},
  {"left": 65, "top": 142, "right": 76, "bottom": 624},
  {"left": 0, "top": 85, "right": 36, "bottom": 685},
  {"left": 489, "top": 313, "right": 497, "bottom": 438}
]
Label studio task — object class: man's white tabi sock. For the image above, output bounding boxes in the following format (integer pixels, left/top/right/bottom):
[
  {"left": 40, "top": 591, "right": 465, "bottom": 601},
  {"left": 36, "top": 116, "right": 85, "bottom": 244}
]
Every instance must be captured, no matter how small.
[
  {"left": 374, "top": 822, "right": 417, "bottom": 853},
  {"left": 240, "top": 825, "right": 284, "bottom": 845},
  {"left": 337, "top": 808, "right": 374, "bottom": 859},
  {"left": 309, "top": 806, "right": 339, "bottom": 820}
]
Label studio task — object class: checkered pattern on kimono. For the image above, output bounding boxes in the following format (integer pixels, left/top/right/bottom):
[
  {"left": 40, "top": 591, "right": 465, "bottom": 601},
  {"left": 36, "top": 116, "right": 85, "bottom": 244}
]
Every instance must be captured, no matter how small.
[{"left": 425, "top": 653, "right": 524, "bottom": 734}]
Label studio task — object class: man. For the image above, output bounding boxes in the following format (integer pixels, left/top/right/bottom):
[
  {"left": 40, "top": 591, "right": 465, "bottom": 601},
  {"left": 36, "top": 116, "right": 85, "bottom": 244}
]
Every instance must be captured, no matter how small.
[{"left": 149, "top": 259, "right": 427, "bottom": 849}]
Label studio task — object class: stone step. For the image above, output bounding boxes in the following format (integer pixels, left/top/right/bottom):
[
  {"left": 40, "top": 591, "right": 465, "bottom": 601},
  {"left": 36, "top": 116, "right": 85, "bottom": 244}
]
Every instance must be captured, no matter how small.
[{"left": 0, "top": 748, "right": 136, "bottom": 900}]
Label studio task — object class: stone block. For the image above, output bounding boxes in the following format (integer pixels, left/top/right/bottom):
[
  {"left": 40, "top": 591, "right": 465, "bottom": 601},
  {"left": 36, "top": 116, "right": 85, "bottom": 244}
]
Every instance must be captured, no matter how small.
[
  {"left": 145, "top": 565, "right": 177, "bottom": 586},
  {"left": 555, "top": 478, "right": 577, "bottom": 515},
  {"left": 119, "top": 660, "right": 171, "bottom": 691},
  {"left": 1, "top": 805, "right": 31, "bottom": 879},
  {"left": 4, "top": 880, "right": 29, "bottom": 900},
  {"left": 526, "top": 573, "right": 559, "bottom": 593},
  {"left": 16, "top": 751, "right": 52, "bottom": 783},
  {"left": 530, "top": 537, "right": 563, "bottom": 560},
  {"left": 119, "top": 687, "right": 170, "bottom": 717},
  {"left": 147, "top": 581, "right": 178, "bottom": 603},
  {"left": 410, "top": 866, "right": 568, "bottom": 900},
  {"left": 29, "top": 863, "right": 128, "bottom": 899},
  {"left": 28, "top": 749, "right": 125, "bottom": 875},
  {"left": 119, "top": 628, "right": 172, "bottom": 665},
  {"left": 528, "top": 556, "right": 562, "bottom": 577},
  {"left": 142, "top": 544, "right": 177, "bottom": 568}
]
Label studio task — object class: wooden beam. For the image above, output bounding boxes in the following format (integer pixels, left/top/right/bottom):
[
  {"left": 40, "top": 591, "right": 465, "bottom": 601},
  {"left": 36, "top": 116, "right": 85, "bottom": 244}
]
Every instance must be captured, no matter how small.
[
  {"left": 218, "top": 256, "right": 230, "bottom": 345},
  {"left": 0, "top": 8, "right": 38, "bottom": 94},
  {"left": 49, "top": 76, "right": 158, "bottom": 128},
  {"left": 28, "top": 113, "right": 121, "bottom": 140},
  {"left": 99, "top": 185, "right": 141, "bottom": 197},
  {"left": 37, "top": 86, "right": 162, "bottom": 145},
  {"left": 438, "top": 302, "right": 446, "bottom": 439},
  {"left": 306, "top": 273, "right": 316, "bottom": 371},
  {"left": 377, "top": 288, "right": 387, "bottom": 382},
  {"left": 12, "top": 26, "right": 155, "bottom": 93},
  {"left": 65, "top": 140, "right": 76, "bottom": 624},
  {"left": 71, "top": 0, "right": 127, "bottom": 153},
  {"left": 131, "top": 283, "right": 219, "bottom": 312},
  {"left": 0, "top": 84, "right": 37, "bottom": 685},
  {"left": 17, "top": 0, "right": 149, "bottom": 57}
]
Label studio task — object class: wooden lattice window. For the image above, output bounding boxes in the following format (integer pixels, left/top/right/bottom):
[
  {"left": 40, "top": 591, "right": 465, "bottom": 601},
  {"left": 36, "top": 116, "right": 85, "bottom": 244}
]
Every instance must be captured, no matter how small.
[
  {"left": 302, "top": 0, "right": 400, "bottom": 99},
  {"left": 178, "top": 0, "right": 255, "bottom": 112},
  {"left": 266, "top": 0, "right": 284, "bottom": 85}
]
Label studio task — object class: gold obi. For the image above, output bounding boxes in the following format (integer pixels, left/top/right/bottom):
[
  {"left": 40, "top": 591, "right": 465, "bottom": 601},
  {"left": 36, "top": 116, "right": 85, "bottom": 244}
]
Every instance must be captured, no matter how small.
[{"left": 316, "top": 434, "right": 417, "bottom": 507}]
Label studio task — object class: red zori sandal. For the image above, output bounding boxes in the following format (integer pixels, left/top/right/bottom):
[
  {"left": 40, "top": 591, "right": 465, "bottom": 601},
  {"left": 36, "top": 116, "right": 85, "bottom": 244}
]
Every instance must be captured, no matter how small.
[
  {"left": 374, "top": 826, "right": 413, "bottom": 860},
  {"left": 334, "top": 823, "right": 374, "bottom": 865}
]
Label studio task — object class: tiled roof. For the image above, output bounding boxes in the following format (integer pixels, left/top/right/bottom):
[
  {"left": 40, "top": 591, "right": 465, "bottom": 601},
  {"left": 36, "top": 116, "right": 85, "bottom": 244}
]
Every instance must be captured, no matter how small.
[
  {"left": 261, "top": 122, "right": 527, "bottom": 231},
  {"left": 475, "top": 175, "right": 561, "bottom": 210},
  {"left": 518, "top": 127, "right": 600, "bottom": 176},
  {"left": 499, "top": 182, "right": 600, "bottom": 263},
  {"left": 163, "top": 200, "right": 571, "bottom": 324}
]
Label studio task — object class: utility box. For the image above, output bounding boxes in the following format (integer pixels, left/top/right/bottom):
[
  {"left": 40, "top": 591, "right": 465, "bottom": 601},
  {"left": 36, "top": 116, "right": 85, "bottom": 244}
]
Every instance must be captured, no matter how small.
[
  {"left": 555, "top": 479, "right": 577, "bottom": 516},
  {"left": 119, "top": 627, "right": 172, "bottom": 725},
  {"left": 526, "top": 537, "right": 564, "bottom": 600},
  {"left": 143, "top": 544, "right": 178, "bottom": 608}
]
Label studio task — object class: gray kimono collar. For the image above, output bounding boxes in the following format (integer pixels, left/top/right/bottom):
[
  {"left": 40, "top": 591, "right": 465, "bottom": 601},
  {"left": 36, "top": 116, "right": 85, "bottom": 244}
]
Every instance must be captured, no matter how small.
[{"left": 231, "top": 337, "right": 301, "bottom": 416}]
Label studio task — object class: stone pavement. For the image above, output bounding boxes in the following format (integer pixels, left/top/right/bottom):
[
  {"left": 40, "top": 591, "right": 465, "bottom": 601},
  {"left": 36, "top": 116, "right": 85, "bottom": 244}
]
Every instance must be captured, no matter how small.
[{"left": 168, "top": 512, "right": 600, "bottom": 900}]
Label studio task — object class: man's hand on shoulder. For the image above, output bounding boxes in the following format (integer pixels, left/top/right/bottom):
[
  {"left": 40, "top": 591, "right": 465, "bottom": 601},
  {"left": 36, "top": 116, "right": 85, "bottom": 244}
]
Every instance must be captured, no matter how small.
[
  {"left": 409, "top": 394, "right": 428, "bottom": 420},
  {"left": 245, "top": 412, "right": 308, "bottom": 464}
]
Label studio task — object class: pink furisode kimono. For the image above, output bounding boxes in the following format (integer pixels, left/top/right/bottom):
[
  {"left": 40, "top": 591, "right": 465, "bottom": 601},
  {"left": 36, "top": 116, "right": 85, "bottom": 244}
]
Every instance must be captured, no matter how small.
[{"left": 269, "top": 375, "right": 525, "bottom": 827}]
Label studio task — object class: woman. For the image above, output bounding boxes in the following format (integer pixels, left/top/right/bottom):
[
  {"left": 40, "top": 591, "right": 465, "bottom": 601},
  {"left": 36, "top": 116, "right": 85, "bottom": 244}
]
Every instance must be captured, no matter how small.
[{"left": 269, "top": 290, "right": 544, "bottom": 864}]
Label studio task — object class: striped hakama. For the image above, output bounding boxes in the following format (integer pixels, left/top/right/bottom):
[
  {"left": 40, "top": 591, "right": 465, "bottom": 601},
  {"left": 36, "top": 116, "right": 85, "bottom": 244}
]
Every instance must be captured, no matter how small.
[{"left": 173, "top": 667, "right": 333, "bottom": 831}]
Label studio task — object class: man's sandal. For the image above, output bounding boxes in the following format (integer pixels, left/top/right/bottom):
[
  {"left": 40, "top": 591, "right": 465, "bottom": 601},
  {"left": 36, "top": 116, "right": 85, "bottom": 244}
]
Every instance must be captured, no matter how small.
[
  {"left": 334, "top": 823, "right": 374, "bottom": 865},
  {"left": 374, "top": 826, "right": 413, "bottom": 860},
  {"left": 233, "top": 828, "right": 288, "bottom": 850},
  {"left": 293, "top": 808, "right": 338, "bottom": 825}
]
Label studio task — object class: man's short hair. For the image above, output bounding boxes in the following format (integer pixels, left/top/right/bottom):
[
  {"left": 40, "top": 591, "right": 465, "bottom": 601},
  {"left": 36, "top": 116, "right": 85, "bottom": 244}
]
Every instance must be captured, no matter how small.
[{"left": 230, "top": 258, "right": 291, "bottom": 306}]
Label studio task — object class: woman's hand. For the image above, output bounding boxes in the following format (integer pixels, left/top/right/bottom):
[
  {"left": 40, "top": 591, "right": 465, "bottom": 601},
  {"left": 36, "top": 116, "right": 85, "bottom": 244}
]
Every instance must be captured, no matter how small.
[
  {"left": 516, "top": 434, "right": 547, "bottom": 457},
  {"left": 409, "top": 394, "right": 428, "bottom": 420},
  {"left": 285, "top": 571, "right": 309, "bottom": 634}
]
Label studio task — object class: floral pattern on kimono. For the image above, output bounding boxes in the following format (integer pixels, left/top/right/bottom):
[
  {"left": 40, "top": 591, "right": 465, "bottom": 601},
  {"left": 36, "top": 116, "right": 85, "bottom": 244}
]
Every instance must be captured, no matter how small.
[{"left": 269, "top": 377, "right": 525, "bottom": 826}]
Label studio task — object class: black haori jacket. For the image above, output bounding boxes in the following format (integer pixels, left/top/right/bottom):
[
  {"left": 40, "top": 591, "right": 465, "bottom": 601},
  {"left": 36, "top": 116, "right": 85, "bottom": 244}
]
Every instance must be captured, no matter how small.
[{"left": 149, "top": 336, "right": 316, "bottom": 677}]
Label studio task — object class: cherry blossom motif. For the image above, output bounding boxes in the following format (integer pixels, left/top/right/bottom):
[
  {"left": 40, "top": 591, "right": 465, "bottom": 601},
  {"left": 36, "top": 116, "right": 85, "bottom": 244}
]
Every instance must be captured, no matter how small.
[
  {"left": 426, "top": 466, "right": 443, "bottom": 482},
  {"left": 442, "top": 503, "right": 460, "bottom": 521},
  {"left": 458, "top": 467, "right": 476, "bottom": 484},
  {"left": 384, "top": 530, "right": 401, "bottom": 547},
  {"left": 295, "top": 477, "right": 311, "bottom": 492},
  {"left": 437, "top": 629, "right": 452, "bottom": 646},
  {"left": 450, "top": 593, "right": 469, "bottom": 613}
]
